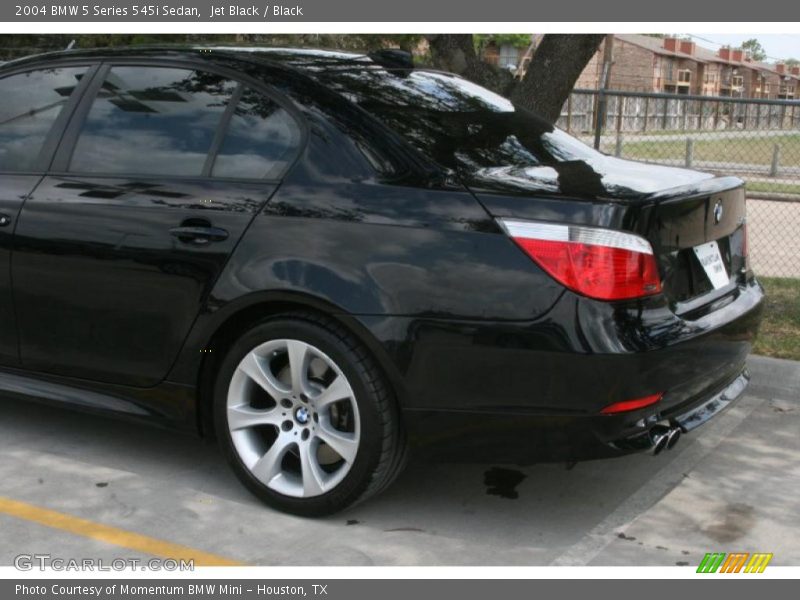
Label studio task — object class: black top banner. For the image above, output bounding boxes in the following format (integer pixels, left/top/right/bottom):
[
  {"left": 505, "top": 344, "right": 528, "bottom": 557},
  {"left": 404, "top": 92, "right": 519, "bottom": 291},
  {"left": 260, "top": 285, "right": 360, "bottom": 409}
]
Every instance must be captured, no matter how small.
[{"left": 3, "top": 0, "right": 799, "bottom": 22}]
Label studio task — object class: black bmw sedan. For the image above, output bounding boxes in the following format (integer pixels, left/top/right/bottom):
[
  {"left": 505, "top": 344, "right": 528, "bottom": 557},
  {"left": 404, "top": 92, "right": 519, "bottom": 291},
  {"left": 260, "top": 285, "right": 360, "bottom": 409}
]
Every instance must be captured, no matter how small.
[{"left": 0, "top": 47, "right": 763, "bottom": 515}]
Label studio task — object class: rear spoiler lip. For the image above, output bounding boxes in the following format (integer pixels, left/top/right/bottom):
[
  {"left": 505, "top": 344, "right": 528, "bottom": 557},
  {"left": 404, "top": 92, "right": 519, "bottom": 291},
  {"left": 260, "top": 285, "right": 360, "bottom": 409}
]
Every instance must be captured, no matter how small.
[{"left": 645, "top": 176, "right": 745, "bottom": 203}]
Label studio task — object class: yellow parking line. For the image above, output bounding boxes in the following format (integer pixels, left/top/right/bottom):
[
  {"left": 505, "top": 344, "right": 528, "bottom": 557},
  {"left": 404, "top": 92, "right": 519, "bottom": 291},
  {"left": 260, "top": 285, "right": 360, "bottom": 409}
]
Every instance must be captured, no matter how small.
[{"left": 0, "top": 496, "right": 243, "bottom": 566}]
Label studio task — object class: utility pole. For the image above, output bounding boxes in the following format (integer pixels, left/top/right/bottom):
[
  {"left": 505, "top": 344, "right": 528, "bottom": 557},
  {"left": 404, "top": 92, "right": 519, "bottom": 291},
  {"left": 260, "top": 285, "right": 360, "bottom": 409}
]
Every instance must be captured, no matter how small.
[
  {"left": 594, "top": 34, "right": 615, "bottom": 150},
  {"left": 515, "top": 34, "right": 542, "bottom": 79}
]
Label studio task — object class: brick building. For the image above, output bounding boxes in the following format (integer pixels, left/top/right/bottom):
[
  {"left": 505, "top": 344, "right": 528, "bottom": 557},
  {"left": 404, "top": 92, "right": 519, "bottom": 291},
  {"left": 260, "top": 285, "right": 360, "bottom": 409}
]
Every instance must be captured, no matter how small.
[
  {"left": 571, "top": 34, "right": 800, "bottom": 99},
  {"left": 775, "top": 63, "right": 799, "bottom": 98}
]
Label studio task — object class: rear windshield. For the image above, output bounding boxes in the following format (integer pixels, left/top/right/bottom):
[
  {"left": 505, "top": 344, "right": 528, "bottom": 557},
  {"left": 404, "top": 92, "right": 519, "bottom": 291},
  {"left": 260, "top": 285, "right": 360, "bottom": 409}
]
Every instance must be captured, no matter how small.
[{"left": 307, "top": 67, "right": 602, "bottom": 172}]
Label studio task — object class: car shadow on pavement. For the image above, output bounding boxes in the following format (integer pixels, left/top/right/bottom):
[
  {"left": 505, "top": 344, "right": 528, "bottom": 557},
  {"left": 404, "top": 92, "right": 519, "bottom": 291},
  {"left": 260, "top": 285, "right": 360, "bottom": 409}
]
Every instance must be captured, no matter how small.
[{"left": 0, "top": 395, "right": 687, "bottom": 558}]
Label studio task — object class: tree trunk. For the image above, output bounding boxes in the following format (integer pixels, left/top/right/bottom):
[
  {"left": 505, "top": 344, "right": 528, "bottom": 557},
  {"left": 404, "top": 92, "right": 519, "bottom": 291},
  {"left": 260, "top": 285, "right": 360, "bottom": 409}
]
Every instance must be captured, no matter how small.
[
  {"left": 511, "top": 34, "right": 604, "bottom": 123},
  {"left": 426, "top": 34, "right": 604, "bottom": 124}
]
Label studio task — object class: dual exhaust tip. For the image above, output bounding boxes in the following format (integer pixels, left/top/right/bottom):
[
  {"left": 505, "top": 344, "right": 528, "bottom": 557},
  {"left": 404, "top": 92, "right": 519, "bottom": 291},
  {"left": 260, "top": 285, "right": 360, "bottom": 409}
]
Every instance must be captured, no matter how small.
[{"left": 650, "top": 424, "right": 682, "bottom": 456}]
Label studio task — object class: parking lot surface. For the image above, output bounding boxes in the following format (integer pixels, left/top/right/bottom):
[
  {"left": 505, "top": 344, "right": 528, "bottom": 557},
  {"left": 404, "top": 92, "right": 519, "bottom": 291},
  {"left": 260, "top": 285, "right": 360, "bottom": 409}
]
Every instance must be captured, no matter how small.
[{"left": 0, "top": 355, "right": 797, "bottom": 567}]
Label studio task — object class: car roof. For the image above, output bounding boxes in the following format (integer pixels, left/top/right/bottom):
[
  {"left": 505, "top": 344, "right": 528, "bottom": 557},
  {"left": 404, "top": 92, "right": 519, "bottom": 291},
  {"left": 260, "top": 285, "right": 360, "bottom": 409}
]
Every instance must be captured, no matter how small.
[{"left": 0, "top": 45, "right": 382, "bottom": 73}]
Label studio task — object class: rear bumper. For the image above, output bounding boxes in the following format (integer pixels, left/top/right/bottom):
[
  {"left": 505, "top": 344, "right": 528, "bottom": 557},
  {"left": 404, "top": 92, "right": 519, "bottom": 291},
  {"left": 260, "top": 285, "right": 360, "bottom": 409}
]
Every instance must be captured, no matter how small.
[
  {"left": 358, "top": 278, "right": 764, "bottom": 464},
  {"left": 610, "top": 368, "right": 749, "bottom": 454},
  {"left": 403, "top": 367, "right": 751, "bottom": 463}
]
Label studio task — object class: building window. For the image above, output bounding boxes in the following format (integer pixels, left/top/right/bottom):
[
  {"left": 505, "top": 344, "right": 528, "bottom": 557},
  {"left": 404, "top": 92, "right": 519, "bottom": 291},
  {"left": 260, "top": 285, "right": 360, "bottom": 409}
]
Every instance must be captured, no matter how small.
[
  {"left": 704, "top": 72, "right": 717, "bottom": 84},
  {"left": 732, "top": 75, "right": 744, "bottom": 88},
  {"left": 498, "top": 44, "right": 520, "bottom": 71},
  {"left": 779, "top": 84, "right": 795, "bottom": 98},
  {"left": 664, "top": 59, "right": 674, "bottom": 81},
  {"left": 678, "top": 70, "right": 692, "bottom": 84}
]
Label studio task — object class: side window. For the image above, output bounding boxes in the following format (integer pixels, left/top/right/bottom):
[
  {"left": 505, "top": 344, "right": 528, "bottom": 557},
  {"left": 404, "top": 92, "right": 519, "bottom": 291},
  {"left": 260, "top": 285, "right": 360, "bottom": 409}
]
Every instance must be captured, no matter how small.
[
  {"left": 211, "top": 87, "right": 301, "bottom": 179},
  {"left": 0, "top": 67, "right": 88, "bottom": 172},
  {"left": 69, "top": 66, "right": 238, "bottom": 176}
]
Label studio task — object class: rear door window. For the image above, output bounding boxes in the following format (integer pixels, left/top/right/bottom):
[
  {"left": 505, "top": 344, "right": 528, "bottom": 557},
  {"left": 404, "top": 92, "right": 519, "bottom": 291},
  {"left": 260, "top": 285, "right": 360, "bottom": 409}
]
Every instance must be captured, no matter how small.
[
  {"left": 211, "top": 87, "right": 301, "bottom": 179},
  {"left": 68, "top": 65, "right": 301, "bottom": 180},
  {"left": 69, "top": 66, "right": 239, "bottom": 177}
]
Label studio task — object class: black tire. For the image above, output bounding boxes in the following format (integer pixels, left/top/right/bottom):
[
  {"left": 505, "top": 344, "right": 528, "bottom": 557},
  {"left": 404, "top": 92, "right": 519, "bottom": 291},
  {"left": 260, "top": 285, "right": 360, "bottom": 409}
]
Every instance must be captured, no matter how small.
[{"left": 213, "top": 311, "right": 406, "bottom": 516}]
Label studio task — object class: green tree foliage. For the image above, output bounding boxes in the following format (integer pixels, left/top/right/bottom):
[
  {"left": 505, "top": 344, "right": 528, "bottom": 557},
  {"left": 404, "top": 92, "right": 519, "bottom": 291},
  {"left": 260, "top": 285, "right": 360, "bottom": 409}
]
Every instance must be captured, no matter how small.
[
  {"left": 742, "top": 38, "right": 767, "bottom": 61},
  {"left": 473, "top": 34, "right": 533, "bottom": 53}
]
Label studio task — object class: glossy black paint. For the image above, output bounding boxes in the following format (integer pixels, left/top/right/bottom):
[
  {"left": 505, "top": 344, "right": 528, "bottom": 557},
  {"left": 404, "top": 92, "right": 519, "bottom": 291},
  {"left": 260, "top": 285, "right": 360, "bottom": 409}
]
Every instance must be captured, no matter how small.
[
  {"left": 14, "top": 176, "right": 277, "bottom": 385},
  {"left": 0, "top": 48, "right": 764, "bottom": 463},
  {"left": 0, "top": 175, "right": 35, "bottom": 367}
]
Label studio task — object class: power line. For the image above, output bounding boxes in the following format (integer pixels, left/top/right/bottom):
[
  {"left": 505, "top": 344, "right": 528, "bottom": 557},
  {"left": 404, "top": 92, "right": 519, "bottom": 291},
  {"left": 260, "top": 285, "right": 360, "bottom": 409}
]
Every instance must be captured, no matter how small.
[{"left": 685, "top": 34, "right": 792, "bottom": 64}]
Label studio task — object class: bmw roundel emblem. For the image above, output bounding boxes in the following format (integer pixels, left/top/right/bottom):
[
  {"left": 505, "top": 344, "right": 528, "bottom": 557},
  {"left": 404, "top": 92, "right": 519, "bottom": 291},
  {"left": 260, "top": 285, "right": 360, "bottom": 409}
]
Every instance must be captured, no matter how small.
[
  {"left": 295, "top": 406, "right": 310, "bottom": 424},
  {"left": 713, "top": 201, "right": 724, "bottom": 224}
]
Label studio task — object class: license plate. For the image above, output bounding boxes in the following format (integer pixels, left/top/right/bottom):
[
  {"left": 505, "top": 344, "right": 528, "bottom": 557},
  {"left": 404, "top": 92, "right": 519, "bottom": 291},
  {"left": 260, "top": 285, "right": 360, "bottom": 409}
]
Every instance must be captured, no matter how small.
[{"left": 693, "top": 240, "right": 729, "bottom": 290}]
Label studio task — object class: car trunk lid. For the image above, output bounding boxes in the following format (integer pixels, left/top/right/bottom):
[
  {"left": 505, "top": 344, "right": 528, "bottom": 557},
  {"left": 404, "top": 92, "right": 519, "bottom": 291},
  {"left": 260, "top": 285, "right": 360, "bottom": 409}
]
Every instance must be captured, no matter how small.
[
  {"left": 647, "top": 176, "right": 748, "bottom": 309},
  {"left": 466, "top": 162, "right": 748, "bottom": 308}
]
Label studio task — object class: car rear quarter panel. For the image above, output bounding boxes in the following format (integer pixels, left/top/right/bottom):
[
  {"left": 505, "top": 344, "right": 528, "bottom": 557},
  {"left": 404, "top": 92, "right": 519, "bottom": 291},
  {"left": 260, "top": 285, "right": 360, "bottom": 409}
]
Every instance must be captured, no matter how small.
[
  {"left": 168, "top": 118, "right": 566, "bottom": 389},
  {"left": 168, "top": 62, "right": 762, "bottom": 438}
]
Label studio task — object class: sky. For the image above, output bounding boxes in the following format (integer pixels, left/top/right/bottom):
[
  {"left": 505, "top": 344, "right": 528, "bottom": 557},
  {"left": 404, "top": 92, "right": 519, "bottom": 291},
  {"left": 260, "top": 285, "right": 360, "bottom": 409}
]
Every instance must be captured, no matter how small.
[{"left": 691, "top": 34, "right": 800, "bottom": 62}]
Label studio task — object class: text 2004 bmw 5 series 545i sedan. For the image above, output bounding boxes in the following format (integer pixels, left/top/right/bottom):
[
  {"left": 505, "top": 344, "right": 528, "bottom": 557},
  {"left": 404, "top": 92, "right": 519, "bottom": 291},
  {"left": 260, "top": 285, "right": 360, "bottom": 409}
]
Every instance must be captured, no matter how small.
[{"left": 0, "top": 47, "right": 763, "bottom": 515}]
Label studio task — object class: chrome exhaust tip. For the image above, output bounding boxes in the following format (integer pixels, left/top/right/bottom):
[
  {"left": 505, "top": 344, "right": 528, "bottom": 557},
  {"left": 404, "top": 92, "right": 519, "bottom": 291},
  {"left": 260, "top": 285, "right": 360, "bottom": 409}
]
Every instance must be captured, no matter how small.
[
  {"left": 666, "top": 427, "right": 681, "bottom": 450},
  {"left": 649, "top": 425, "right": 671, "bottom": 456}
]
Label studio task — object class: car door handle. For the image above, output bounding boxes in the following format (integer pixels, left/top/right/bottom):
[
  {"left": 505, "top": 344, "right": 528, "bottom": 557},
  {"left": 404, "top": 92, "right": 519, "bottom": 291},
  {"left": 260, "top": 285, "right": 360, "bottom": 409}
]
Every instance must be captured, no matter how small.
[{"left": 169, "top": 224, "right": 229, "bottom": 245}]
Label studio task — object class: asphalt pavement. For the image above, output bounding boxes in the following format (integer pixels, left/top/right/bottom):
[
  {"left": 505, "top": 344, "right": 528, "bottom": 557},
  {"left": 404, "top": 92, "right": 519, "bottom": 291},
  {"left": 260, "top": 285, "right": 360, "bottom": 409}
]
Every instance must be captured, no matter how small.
[{"left": 0, "top": 355, "right": 797, "bottom": 567}]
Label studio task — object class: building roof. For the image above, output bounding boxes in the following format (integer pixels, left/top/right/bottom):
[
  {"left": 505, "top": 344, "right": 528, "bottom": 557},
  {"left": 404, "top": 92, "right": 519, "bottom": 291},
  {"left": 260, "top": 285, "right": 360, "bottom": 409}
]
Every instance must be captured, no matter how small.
[
  {"left": 614, "top": 34, "right": 708, "bottom": 63},
  {"left": 614, "top": 34, "right": 800, "bottom": 82}
]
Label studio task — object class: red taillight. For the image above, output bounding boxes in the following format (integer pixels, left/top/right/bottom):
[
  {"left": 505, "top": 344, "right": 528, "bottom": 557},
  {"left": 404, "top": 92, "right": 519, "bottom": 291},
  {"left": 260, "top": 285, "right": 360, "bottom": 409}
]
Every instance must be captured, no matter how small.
[
  {"left": 498, "top": 219, "right": 662, "bottom": 301},
  {"left": 600, "top": 393, "right": 663, "bottom": 415}
]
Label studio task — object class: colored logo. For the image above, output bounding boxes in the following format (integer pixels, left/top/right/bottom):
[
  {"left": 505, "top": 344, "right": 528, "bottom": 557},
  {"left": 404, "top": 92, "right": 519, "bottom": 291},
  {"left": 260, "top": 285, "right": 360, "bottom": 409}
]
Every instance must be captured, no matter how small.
[{"left": 697, "top": 552, "right": 773, "bottom": 573}]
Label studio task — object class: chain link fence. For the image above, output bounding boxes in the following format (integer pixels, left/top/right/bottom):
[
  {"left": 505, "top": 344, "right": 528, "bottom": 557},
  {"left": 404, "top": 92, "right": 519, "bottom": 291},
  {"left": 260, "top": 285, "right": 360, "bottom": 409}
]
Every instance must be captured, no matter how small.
[{"left": 559, "top": 89, "right": 800, "bottom": 279}]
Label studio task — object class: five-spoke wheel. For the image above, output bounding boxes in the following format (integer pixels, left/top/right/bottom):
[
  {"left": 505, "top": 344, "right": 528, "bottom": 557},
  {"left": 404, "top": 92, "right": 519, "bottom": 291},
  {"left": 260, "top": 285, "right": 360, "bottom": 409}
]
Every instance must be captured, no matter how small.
[
  {"left": 227, "top": 339, "right": 360, "bottom": 498},
  {"left": 214, "top": 313, "right": 406, "bottom": 516}
]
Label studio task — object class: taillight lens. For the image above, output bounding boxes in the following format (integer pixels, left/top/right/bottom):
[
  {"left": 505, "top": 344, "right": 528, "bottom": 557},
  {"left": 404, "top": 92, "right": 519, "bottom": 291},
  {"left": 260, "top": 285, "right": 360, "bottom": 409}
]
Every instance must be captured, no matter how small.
[
  {"left": 498, "top": 219, "right": 662, "bottom": 301},
  {"left": 600, "top": 393, "right": 663, "bottom": 414}
]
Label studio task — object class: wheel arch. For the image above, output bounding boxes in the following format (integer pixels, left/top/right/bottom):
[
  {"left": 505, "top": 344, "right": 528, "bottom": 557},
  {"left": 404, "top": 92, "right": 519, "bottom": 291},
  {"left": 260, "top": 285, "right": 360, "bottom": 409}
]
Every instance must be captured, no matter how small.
[{"left": 190, "top": 291, "right": 406, "bottom": 438}]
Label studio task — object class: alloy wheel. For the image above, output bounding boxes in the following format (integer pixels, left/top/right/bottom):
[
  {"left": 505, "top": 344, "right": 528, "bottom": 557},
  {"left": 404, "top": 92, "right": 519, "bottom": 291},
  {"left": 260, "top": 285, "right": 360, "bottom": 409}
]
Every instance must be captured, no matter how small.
[{"left": 226, "top": 339, "right": 360, "bottom": 498}]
